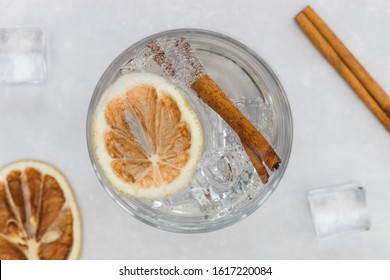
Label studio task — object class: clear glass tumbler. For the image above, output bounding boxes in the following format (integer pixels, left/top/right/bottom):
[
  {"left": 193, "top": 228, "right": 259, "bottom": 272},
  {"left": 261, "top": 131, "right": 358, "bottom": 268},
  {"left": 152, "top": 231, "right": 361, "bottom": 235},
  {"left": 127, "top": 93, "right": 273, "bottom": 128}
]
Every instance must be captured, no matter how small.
[{"left": 86, "top": 29, "right": 293, "bottom": 233}]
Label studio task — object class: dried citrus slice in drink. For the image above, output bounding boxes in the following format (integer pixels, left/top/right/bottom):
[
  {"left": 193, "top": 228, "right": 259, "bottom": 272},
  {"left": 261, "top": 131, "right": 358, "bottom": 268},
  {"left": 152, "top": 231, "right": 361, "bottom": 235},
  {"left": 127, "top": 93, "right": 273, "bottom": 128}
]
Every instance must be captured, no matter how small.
[
  {"left": 0, "top": 160, "right": 81, "bottom": 260},
  {"left": 92, "top": 72, "right": 203, "bottom": 199}
]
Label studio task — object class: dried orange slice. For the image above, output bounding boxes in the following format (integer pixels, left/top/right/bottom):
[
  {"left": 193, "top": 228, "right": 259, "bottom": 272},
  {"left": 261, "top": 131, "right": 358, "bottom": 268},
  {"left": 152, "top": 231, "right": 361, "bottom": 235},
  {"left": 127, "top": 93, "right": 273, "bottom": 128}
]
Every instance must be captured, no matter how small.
[
  {"left": 92, "top": 72, "right": 203, "bottom": 199},
  {"left": 0, "top": 160, "right": 81, "bottom": 260}
]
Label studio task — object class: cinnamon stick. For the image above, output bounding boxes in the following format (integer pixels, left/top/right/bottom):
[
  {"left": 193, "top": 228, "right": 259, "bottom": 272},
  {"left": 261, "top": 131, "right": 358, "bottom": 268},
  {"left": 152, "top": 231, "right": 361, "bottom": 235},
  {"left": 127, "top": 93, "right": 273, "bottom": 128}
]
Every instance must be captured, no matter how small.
[
  {"left": 302, "top": 6, "right": 390, "bottom": 117},
  {"left": 295, "top": 11, "right": 390, "bottom": 132},
  {"left": 243, "top": 144, "right": 269, "bottom": 183},
  {"left": 174, "top": 37, "right": 276, "bottom": 178},
  {"left": 145, "top": 39, "right": 280, "bottom": 183},
  {"left": 191, "top": 74, "right": 281, "bottom": 171}
]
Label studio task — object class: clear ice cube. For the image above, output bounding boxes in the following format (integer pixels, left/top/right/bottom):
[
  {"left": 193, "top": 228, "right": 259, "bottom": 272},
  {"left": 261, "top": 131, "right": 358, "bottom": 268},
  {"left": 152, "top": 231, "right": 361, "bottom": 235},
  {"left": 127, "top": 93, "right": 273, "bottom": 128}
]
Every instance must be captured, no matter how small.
[
  {"left": 222, "top": 97, "right": 274, "bottom": 145},
  {"left": 120, "top": 37, "right": 203, "bottom": 90},
  {"left": 200, "top": 97, "right": 275, "bottom": 149},
  {"left": 200, "top": 145, "right": 246, "bottom": 193},
  {"left": 308, "top": 182, "right": 370, "bottom": 237},
  {"left": 234, "top": 97, "right": 274, "bottom": 142},
  {"left": 189, "top": 184, "right": 214, "bottom": 212},
  {"left": 189, "top": 144, "right": 264, "bottom": 217},
  {"left": 150, "top": 187, "right": 201, "bottom": 215},
  {"left": 0, "top": 28, "right": 46, "bottom": 83}
]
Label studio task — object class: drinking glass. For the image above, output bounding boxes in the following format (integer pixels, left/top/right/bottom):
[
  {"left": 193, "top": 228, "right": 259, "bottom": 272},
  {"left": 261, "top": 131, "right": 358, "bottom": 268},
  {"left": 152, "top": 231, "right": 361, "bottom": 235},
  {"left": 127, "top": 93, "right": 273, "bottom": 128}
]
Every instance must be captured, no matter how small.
[{"left": 86, "top": 29, "right": 293, "bottom": 233}]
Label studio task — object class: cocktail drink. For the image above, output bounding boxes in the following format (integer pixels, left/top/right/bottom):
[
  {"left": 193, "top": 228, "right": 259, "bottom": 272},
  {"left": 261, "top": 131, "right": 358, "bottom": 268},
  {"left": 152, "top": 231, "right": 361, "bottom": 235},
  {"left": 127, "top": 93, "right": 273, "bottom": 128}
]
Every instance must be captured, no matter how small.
[{"left": 87, "top": 29, "right": 292, "bottom": 233}]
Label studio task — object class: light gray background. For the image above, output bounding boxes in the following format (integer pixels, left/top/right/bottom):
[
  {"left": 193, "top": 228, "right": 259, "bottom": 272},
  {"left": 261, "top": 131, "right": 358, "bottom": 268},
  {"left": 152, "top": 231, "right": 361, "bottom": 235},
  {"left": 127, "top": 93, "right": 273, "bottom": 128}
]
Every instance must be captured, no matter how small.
[{"left": 1, "top": 0, "right": 389, "bottom": 259}]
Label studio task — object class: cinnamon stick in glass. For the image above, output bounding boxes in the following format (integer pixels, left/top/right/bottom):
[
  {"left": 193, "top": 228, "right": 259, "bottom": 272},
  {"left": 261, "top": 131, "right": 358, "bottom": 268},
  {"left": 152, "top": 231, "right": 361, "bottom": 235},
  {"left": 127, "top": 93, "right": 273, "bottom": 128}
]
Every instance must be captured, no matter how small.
[
  {"left": 191, "top": 74, "right": 281, "bottom": 172},
  {"left": 145, "top": 38, "right": 280, "bottom": 182}
]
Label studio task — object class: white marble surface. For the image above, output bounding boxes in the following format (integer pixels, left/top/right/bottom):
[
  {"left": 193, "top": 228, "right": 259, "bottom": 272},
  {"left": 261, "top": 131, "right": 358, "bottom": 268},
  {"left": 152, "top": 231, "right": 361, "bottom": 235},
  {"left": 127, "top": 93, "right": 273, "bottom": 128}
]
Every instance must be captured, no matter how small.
[{"left": 1, "top": 0, "right": 390, "bottom": 259}]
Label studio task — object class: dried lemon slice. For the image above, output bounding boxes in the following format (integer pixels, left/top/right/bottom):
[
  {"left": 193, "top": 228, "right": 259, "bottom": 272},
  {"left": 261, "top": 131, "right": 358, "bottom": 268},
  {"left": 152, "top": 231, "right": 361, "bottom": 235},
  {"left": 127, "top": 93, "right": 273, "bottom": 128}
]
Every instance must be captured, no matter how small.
[
  {"left": 92, "top": 72, "right": 203, "bottom": 199},
  {"left": 0, "top": 160, "right": 81, "bottom": 260}
]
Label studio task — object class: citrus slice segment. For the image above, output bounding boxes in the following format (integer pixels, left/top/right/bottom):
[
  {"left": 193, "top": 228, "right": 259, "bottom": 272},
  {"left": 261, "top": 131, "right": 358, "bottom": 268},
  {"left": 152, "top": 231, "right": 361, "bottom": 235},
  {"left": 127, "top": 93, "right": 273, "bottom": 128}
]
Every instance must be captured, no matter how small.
[
  {"left": 92, "top": 72, "right": 203, "bottom": 199},
  {"left": 0, "top": 160, "right": 81, "bottom": 260}
]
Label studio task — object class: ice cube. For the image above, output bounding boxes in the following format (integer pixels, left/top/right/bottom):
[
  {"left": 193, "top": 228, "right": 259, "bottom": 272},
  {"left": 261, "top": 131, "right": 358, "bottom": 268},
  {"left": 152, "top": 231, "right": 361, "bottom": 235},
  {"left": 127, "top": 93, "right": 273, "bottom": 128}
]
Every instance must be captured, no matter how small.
[
  {"left": 234, "top": 97, "right": 274, "bottom": 142},
  {"left": 161, "top": 187, "right": 194, "bottom": 207},
  {"left": 150, "top": 188, "right": 200, "bottom": 215},
  {"left": 120, "top": 45, "right": 164, "bottom": 77},
  {"left": 199, "top": 145, "right": 246, "bottom": 194},
  {"left": 189, "top": 144, "right": 263, "bottom": 218},
  {"left": 120, "top": 37, "right": 204, "bottom": 89},
  {"left": 0, "top": 28, "right": 46, "bottom": 83},
  {"left": 190, "top": 184, "right": 214, "bottom": 212},
  {"left": 308, "top": 182, "right": 370, "bottom": 237}
]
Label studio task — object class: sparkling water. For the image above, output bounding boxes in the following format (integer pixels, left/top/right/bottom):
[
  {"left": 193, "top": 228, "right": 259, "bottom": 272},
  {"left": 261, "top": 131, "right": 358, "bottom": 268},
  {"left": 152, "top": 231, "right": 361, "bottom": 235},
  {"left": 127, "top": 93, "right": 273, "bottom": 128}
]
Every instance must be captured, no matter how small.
[
  {"left": 148, "top": 96, "right": 274, "bottom": 219},
  {"left": 120, "top": 37, "right": 276, "bottom": 220}
]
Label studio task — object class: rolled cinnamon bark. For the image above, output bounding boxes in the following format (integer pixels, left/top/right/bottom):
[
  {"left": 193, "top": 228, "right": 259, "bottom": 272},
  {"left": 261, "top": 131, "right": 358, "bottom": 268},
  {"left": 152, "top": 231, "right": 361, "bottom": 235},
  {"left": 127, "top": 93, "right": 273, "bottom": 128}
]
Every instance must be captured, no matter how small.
[
  {"left": 295, "top": 12, "right": 390, "bottom": 132},
  {"left": 191, "top": 74, "right": 281, "bottom": 171},
  {"left": 243, "top": 144, "right": 269, "bottom": 183},
  {"left": 302, "top": 6, "right": 390, "bottom": 117},
  {"left": 146, "top": 39, "right": 281, "bottom": 181}
]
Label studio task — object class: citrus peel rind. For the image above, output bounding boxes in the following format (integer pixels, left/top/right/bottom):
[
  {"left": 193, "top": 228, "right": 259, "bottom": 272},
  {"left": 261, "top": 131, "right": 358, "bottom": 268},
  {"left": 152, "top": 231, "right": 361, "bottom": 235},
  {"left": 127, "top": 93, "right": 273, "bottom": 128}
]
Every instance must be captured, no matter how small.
[
  {"left": 0, "top": 160, "right": 81, "bottom": 260},
  {"left": 92, "top": 73, "right": 203, "bottom": 200}
]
